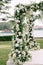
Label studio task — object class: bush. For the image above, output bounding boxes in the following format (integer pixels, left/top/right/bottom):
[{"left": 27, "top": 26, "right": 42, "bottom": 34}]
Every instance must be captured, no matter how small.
[{"left": 0, "top": 36, "right": 12, "bottom": 41}]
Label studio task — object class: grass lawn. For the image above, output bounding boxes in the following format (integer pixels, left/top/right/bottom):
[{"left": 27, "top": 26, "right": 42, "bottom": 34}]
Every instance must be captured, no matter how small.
[
  {"left": 35, "top": 38, "right": 43, "bottom": 49},
  {"left": 0, "top": 39, "right": 43, "bottom": 65},
  {"left": 0, "top": 41, "right": 12, "bottom": 65}
]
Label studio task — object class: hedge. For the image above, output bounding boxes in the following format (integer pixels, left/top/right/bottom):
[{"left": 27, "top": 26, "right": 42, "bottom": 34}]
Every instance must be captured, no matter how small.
[{"left": 0, "top": 36, "right": 12, "bottom": 41}]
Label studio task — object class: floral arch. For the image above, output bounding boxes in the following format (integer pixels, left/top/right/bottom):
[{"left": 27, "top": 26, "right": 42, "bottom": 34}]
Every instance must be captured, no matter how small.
[{"left": 8, "top": 1, "right": 43, "bottom": 65}]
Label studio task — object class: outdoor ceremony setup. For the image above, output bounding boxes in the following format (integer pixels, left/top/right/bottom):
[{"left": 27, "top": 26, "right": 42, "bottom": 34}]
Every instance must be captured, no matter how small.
[{"left": 0, "top": 0, "right": 43, "bottom": 65}]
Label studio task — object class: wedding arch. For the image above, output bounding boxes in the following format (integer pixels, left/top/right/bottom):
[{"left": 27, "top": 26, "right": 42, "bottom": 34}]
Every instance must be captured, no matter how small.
[
  {"left": 0, "top": 0, "right": 43, "bottom": 65},
  {"left": 7, "top": 1, "right": 43, "bottom": 65}
]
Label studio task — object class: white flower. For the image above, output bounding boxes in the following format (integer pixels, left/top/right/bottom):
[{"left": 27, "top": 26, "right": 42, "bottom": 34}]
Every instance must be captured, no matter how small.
[
  {"left": 16, "top": 37, "right": 18, "bottom": 40},
  {"left": 16, "top": 24, "right": 19, "bottom": 31},
  {"left": 17, "top": 9, "right": 19, "bottom": 13},
  {"left": 22, "top": 51, "right": 26, "bottom": 56},
  {"left": 25, "top": 46, "right": 28, "bottom": 51},
  {"left": 15, "top": 49, "right": 20, "bottom": 53},
  {"left": 19, "top": 39, "right": 22, "bottom": 44},
  {"left": 18, "top": 51, "right": 21, "bottom": 54},
  {"left": 19, "top": 54, "right": 21, "bottom": 57},
  {"left": 30, "top": 41, "right": 34, "bottom": 46},
  {"left": 15, "top": 49, "right": 18, "bottom": 52},
  {"left": 15, "top": 43, "right": 19, "bottom": 47},
  {"left": 16, "top": 20, "right": 20, "bottom": 23},
  {"left": 25, "top": 31, "right": 29, "bottom": 34},
  {"left": 16, "top": 38, "right": 20, "bottom": 44},
  {"left": 18, "top": 32, "right": 21, "bottom": 35},
  {"left": 33, "top": 10, "right": 41, "bottom": 16},
  {"left": 13, "top": 53, "right": 16, "bottom": 59}
]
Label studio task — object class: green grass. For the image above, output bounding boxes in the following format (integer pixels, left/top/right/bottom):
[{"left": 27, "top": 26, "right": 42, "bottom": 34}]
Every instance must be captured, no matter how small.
[
  {"left": 0, "top": 41, "right": 12, "bottom": 45},
  {"left": 0, "top": 48, "right": 10, "bottom": 65},
  {"left": 35, "top": 38, "right": 43, "bottom": 48},
  {"left": 0, "top": 39, "right": 43, "bottom": 65},
  {"left": 0, "top": 41, "right": 12, "bottom": 65}
]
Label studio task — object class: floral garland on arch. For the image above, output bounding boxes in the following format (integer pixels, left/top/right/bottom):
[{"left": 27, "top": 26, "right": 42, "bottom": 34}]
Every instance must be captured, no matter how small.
[{"left": 9, "top": 1, "right": 43, "bottom": 65}]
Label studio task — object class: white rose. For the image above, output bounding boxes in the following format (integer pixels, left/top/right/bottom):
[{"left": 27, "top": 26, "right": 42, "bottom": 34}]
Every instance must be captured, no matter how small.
[
  {"left": 15, "top": 49, "right": 18, "bottom": 52},
  {"left": 13, "top": 53, "right": 16, "bottom": 58},
  {"left": 19, "top": 54, "right": 21, "bottom": 57},
  {"left": 16, "top": 20, "right": 20, "bottom": 23},
  {"left": 18, "top": 51, "right": 21, "bottom": 54},
  {"left": 22, "top": 51, "right": 26, "bottom": 56},
  {"left": 17, "top": 10, "right": 19, "bottom": 13},
  {"left": 19, "top": 39, "right": 22, "bottom": 44},
  {"left": 18, "top": 32, "right": 21, "bottom": 35},
  {"left": 16, "top": 24, "right": 19, "bottom": 31},
  {"left": 25, "top": 46, "right": 28, "bottom": 50},
  {"left": 29, "top": 41, "right": 34, "bottom": 45},
  {"left": 15, "top": 43, "right": 19, "bottom": 47}
]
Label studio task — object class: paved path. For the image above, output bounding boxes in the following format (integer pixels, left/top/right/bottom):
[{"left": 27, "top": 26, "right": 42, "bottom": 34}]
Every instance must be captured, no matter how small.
[
  {"left": 23, "top": 49, "right": 43, "bottom": 65},
  {"left": 7, "top": 49, "right": 43, "bottom": 65}
]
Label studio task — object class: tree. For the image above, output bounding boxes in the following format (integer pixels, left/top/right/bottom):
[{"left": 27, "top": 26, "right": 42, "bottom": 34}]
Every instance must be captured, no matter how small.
[
  {"left": 0, "top": 0, "right": 12, "bottom": 23},
  {"left": 0, "top": 0, "right": 14, "bottom": 32}
]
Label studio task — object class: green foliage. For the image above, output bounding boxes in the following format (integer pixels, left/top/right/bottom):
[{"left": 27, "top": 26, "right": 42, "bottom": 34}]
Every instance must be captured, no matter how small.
[
  {"left": 39, "top": 1, "right": 43, "bottom": 11},
  {"left": 0, "top": 36, "right": 12, "bottom": 41},
  {"left": 0, "top": 41, "right": 11, "bottom": 65}
]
